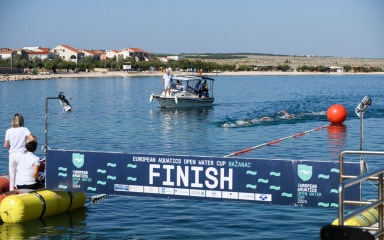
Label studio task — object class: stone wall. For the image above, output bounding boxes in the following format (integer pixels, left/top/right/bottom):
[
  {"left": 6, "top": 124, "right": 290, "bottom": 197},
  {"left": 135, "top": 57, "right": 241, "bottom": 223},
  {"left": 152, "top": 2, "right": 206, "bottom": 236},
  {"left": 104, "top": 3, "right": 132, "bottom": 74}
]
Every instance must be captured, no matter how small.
[{"left": 0, "top": 67, "right": 23, "bottom": 74}]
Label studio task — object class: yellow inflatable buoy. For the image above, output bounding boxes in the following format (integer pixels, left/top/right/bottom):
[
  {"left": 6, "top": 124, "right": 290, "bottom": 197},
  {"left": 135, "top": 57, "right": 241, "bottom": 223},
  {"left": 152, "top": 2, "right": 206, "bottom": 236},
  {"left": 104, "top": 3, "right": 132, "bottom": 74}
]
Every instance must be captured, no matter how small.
[
  {"left": 0, "top": 190, "right": 86, "bottom": 223},
  {"left": 332, "top": 208, "right": 379, "bottom": 226}
]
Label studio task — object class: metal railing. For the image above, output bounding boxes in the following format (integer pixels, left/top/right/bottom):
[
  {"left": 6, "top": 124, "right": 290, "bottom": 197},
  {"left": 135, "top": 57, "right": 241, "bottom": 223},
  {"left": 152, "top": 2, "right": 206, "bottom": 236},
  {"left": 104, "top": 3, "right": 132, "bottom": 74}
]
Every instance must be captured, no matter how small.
[{"left": 338, "top": 150, "right": 384, "bottom": 240}]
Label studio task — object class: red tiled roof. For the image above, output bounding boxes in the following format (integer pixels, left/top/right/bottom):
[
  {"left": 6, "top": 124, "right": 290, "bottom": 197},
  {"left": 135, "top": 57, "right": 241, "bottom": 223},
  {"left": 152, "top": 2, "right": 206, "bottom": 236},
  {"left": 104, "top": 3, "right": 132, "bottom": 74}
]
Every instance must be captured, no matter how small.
[
  {"left": 23, "top": 47, "right": 50, "bottom": 53},
  {"left": 81, "top": 49, "right": 100, "bottom": 55},
  {"left": 93, "top": 50, "right": 105, "bottom": 54},
  {"left": 0, "top": 50, "right": 16, "bottom": 54},
  {"left": 122, "top": 48, "right": 148, "bottom": 53},
  {"left": 60, "top": 45, "right": 82, "bottom": 54},
  {"left": 111, "top": 50, "right": 120, "bottom": 53},
  {"left": 28, "top": 50, "right": 51, "bottom": 55}
]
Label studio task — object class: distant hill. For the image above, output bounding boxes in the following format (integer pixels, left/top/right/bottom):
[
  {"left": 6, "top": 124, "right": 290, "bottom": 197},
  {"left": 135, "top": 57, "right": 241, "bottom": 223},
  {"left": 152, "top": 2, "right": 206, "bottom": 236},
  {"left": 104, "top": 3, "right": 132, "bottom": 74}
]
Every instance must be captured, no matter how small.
[{"left": 152, "top": 53, "right": 290, "bottom": 60}]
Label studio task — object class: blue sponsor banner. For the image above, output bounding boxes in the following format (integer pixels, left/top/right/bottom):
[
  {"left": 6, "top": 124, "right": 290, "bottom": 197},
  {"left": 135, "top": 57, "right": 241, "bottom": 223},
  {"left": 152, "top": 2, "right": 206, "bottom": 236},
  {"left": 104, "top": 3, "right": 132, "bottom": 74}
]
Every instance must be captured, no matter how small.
[{"left": 46, "top": 149, "right": 360, "bottom": 208}]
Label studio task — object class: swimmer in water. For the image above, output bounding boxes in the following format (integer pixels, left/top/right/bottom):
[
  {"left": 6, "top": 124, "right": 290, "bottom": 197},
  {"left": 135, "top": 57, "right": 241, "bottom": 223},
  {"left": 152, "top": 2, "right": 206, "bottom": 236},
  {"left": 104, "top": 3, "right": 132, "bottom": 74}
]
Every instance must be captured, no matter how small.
[
  {"left": 245, "top": 116, "right": 272, "bottom": 123},
  {"left": 260, "top": 117, "right": 272, "bottom": 121},
  {"left": 278, "top": 111, "right": 293, "bottom": 119}
]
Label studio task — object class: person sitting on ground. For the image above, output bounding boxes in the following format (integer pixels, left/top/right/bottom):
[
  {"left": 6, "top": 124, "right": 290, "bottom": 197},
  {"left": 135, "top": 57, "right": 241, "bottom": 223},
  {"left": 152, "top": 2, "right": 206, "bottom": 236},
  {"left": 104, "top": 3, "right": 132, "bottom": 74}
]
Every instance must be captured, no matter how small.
[
  {"left": 278, "top": 111, "right": 293, "bottom": 119},
  {"left": 16, "top": 136, "right": 42, "bottom": 190}
]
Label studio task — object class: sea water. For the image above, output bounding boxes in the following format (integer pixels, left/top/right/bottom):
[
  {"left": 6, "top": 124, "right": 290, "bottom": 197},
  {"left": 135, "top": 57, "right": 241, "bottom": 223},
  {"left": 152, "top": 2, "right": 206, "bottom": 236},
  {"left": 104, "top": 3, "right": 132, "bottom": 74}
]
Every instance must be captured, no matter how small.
[{"left": 0, "top": 74, "right": 383, "bottom": 239}]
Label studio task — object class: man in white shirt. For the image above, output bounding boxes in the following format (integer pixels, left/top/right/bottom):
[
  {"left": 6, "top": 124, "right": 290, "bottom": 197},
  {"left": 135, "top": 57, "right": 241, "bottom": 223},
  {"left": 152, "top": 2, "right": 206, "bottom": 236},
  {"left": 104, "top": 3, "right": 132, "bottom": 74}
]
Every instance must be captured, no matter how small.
[
  {"left": 162, "top": 69, "right": 172, "bottom": 96},
  {"left": 16, "top": 138, "right": 42, "bottom": 190}
]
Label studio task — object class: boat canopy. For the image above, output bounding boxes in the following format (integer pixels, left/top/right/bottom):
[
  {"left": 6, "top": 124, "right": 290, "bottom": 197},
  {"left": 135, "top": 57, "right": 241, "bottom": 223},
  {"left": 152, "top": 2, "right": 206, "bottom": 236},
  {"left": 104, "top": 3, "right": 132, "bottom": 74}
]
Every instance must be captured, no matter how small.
[{"left": 172, "top": 75, "right": 215, "bottom": 81}]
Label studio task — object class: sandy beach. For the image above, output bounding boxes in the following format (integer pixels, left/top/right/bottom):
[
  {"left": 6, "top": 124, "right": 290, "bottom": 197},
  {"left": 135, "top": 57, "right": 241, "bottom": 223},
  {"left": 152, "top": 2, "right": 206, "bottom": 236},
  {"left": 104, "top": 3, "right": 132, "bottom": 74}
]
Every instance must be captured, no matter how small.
[
  {"left": 1, "top": 70, "right": 384, "bottom": 82},
  {"left": 1, "top": 54, "right": 383, "bottom": 81}
]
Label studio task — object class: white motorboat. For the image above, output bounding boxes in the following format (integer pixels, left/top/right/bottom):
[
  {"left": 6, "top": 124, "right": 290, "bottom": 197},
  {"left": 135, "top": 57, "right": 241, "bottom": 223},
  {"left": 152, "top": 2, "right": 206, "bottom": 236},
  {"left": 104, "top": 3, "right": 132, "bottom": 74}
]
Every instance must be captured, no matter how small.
[{"left": 150, "top": 75, "right": 215, "bottom": 108}]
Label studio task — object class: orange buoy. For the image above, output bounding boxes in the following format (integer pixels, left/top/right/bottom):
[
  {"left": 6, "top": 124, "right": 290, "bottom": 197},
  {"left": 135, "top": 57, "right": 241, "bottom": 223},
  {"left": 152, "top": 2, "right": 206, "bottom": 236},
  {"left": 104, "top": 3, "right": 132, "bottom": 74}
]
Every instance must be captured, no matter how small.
[
  {"left": 0, "top": 175, "right": 10, "bottom": 193},
  {"left": 327, "top": 104, "right": 347, "bottom": 124},
  {"left": 0, "top": 190, "right": 22, "bottom": 205},
  {"left": 0, "top": 175, "right": 21, "bottom": 206}
]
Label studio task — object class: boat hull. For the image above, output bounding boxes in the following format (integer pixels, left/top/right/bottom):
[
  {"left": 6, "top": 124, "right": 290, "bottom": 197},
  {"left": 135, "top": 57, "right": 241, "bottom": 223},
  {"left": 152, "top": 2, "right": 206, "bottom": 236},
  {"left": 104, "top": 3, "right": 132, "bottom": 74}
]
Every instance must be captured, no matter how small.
[{"left": 153, "top": 95, "right": 214, "bottom": 108}]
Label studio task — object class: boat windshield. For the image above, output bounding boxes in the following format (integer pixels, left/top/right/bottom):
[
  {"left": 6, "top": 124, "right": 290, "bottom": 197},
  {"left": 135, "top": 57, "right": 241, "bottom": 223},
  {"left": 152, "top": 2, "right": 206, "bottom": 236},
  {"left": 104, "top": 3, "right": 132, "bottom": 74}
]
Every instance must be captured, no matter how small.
[{"left": 173, "top": 75, "right": 214, "bottom": 97}]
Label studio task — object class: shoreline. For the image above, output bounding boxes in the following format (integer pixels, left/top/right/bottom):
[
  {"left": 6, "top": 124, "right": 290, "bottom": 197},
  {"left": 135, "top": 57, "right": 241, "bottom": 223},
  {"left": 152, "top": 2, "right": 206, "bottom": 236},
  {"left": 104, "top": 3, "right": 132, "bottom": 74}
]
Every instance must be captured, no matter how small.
[{"left": 1, "top": 71, "right": 384, "bottom": 81}]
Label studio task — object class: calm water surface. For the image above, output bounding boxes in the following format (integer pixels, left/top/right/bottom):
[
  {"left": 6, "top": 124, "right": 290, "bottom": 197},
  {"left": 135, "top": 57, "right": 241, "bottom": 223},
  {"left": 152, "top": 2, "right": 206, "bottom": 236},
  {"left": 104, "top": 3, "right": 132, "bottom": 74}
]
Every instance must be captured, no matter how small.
[{"left": 0, "top": 74, "right": 383, "bottom": 239}]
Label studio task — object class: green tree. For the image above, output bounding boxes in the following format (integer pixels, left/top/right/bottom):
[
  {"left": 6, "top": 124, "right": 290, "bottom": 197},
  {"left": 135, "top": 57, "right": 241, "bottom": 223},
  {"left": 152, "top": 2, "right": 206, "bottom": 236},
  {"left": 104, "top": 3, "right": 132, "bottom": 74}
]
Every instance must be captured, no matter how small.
[
  {"left": 278, "top": 64, "right": 291, "bottom": 72},
  {"left": 43, "top": 56, "right": 64, "bottom": 72},
  {"left": 31, "top": 57, "right": 43, "bottom": 69},
  {"left": 43, "top": 60, "right": 55, "bottom": 72},
  {"left": 317, "top": 65, "right": 327, "bottom": 72},
  {"left": 221, "top": 64, "right": 236, "bottom": 71},
  {"left": 343, "top": 65, "right": 352, "bottom": 72},
  {"left": 236, "top": 65, "right": 253, "bottom": 71},
  {"left": 0, "top": 58, "right": 11, "bottom": 67},
  {"left": 79, "top": 56, "right": 99, "bottom": 70},
  {"left": 12, "top": 55, "right": 29, "bottom": 68}
]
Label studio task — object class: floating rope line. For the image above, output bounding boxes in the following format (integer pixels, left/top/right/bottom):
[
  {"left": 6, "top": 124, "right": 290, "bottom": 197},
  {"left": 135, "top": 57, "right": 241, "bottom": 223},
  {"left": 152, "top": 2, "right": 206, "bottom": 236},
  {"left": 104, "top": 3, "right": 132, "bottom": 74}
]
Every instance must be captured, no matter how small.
[
  {"left": 224, "top": 124, "right": 330, "bottom": 158},
  {"left": 89, "top": 194, "right": 111, "bottom": 204}
]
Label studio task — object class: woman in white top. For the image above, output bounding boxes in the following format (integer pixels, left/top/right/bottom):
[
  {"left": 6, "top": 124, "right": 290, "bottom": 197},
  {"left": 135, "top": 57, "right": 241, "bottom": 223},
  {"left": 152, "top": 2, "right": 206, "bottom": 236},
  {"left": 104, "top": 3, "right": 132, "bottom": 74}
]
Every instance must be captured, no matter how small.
[{"left": 4, "top": 114, "right": 34, "bottom": 190}]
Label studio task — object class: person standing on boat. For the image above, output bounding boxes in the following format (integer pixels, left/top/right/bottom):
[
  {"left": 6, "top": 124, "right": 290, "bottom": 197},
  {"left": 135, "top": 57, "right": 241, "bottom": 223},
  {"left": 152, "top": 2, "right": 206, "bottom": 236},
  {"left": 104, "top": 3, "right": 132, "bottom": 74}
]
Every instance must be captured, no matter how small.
[
  {"left": 4, "top": 114, "right": 34, "bottom": 190},
  {"left": 162, "top": 69, "right": 173, "bottom": 96}
]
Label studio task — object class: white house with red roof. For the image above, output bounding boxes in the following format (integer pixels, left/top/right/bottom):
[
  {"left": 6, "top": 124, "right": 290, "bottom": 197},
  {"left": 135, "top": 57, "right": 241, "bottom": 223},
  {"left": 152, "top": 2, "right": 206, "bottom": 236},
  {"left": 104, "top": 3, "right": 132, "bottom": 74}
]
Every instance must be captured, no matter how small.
[
  {"left": 119, "top": 48, "right": 150, "bottom": 61},
  {"left": 80, "top": 49, "right": 101, "bottom": 61},
  {"left": 159, "top": 57, "right": 171, "bottom": 63},
  {"left": 51, "top": 45, "right": 85, "bottom": 63},
  {"left": 93, "top": 50, "right": 106, "bottom": 60},
  {"left": 106, "top": 50, "right": 120, "bottom": 59},
  {"left": 0, "top": 48, "right": 17, "bottom": 60},
  {"left": 0, "top": 48, "right": 29, "bottom": 59},
  {"left": 23, "top": 47, "right": 55, "bottom": 60}
]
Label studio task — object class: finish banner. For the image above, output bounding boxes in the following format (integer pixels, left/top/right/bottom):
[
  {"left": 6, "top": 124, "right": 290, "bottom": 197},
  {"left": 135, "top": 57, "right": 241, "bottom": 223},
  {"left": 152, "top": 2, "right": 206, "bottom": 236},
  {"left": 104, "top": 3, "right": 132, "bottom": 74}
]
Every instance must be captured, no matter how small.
[{"left": 46, "top": 149, "right": 360, "bottom": 208}]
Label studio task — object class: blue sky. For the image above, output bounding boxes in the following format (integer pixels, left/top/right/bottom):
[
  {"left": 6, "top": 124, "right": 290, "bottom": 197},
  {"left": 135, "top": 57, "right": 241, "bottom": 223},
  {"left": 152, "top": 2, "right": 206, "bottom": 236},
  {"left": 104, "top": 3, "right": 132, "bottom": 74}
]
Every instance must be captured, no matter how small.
[{"left": 0, "top": 0, "right": 383, "bottom": 58}]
